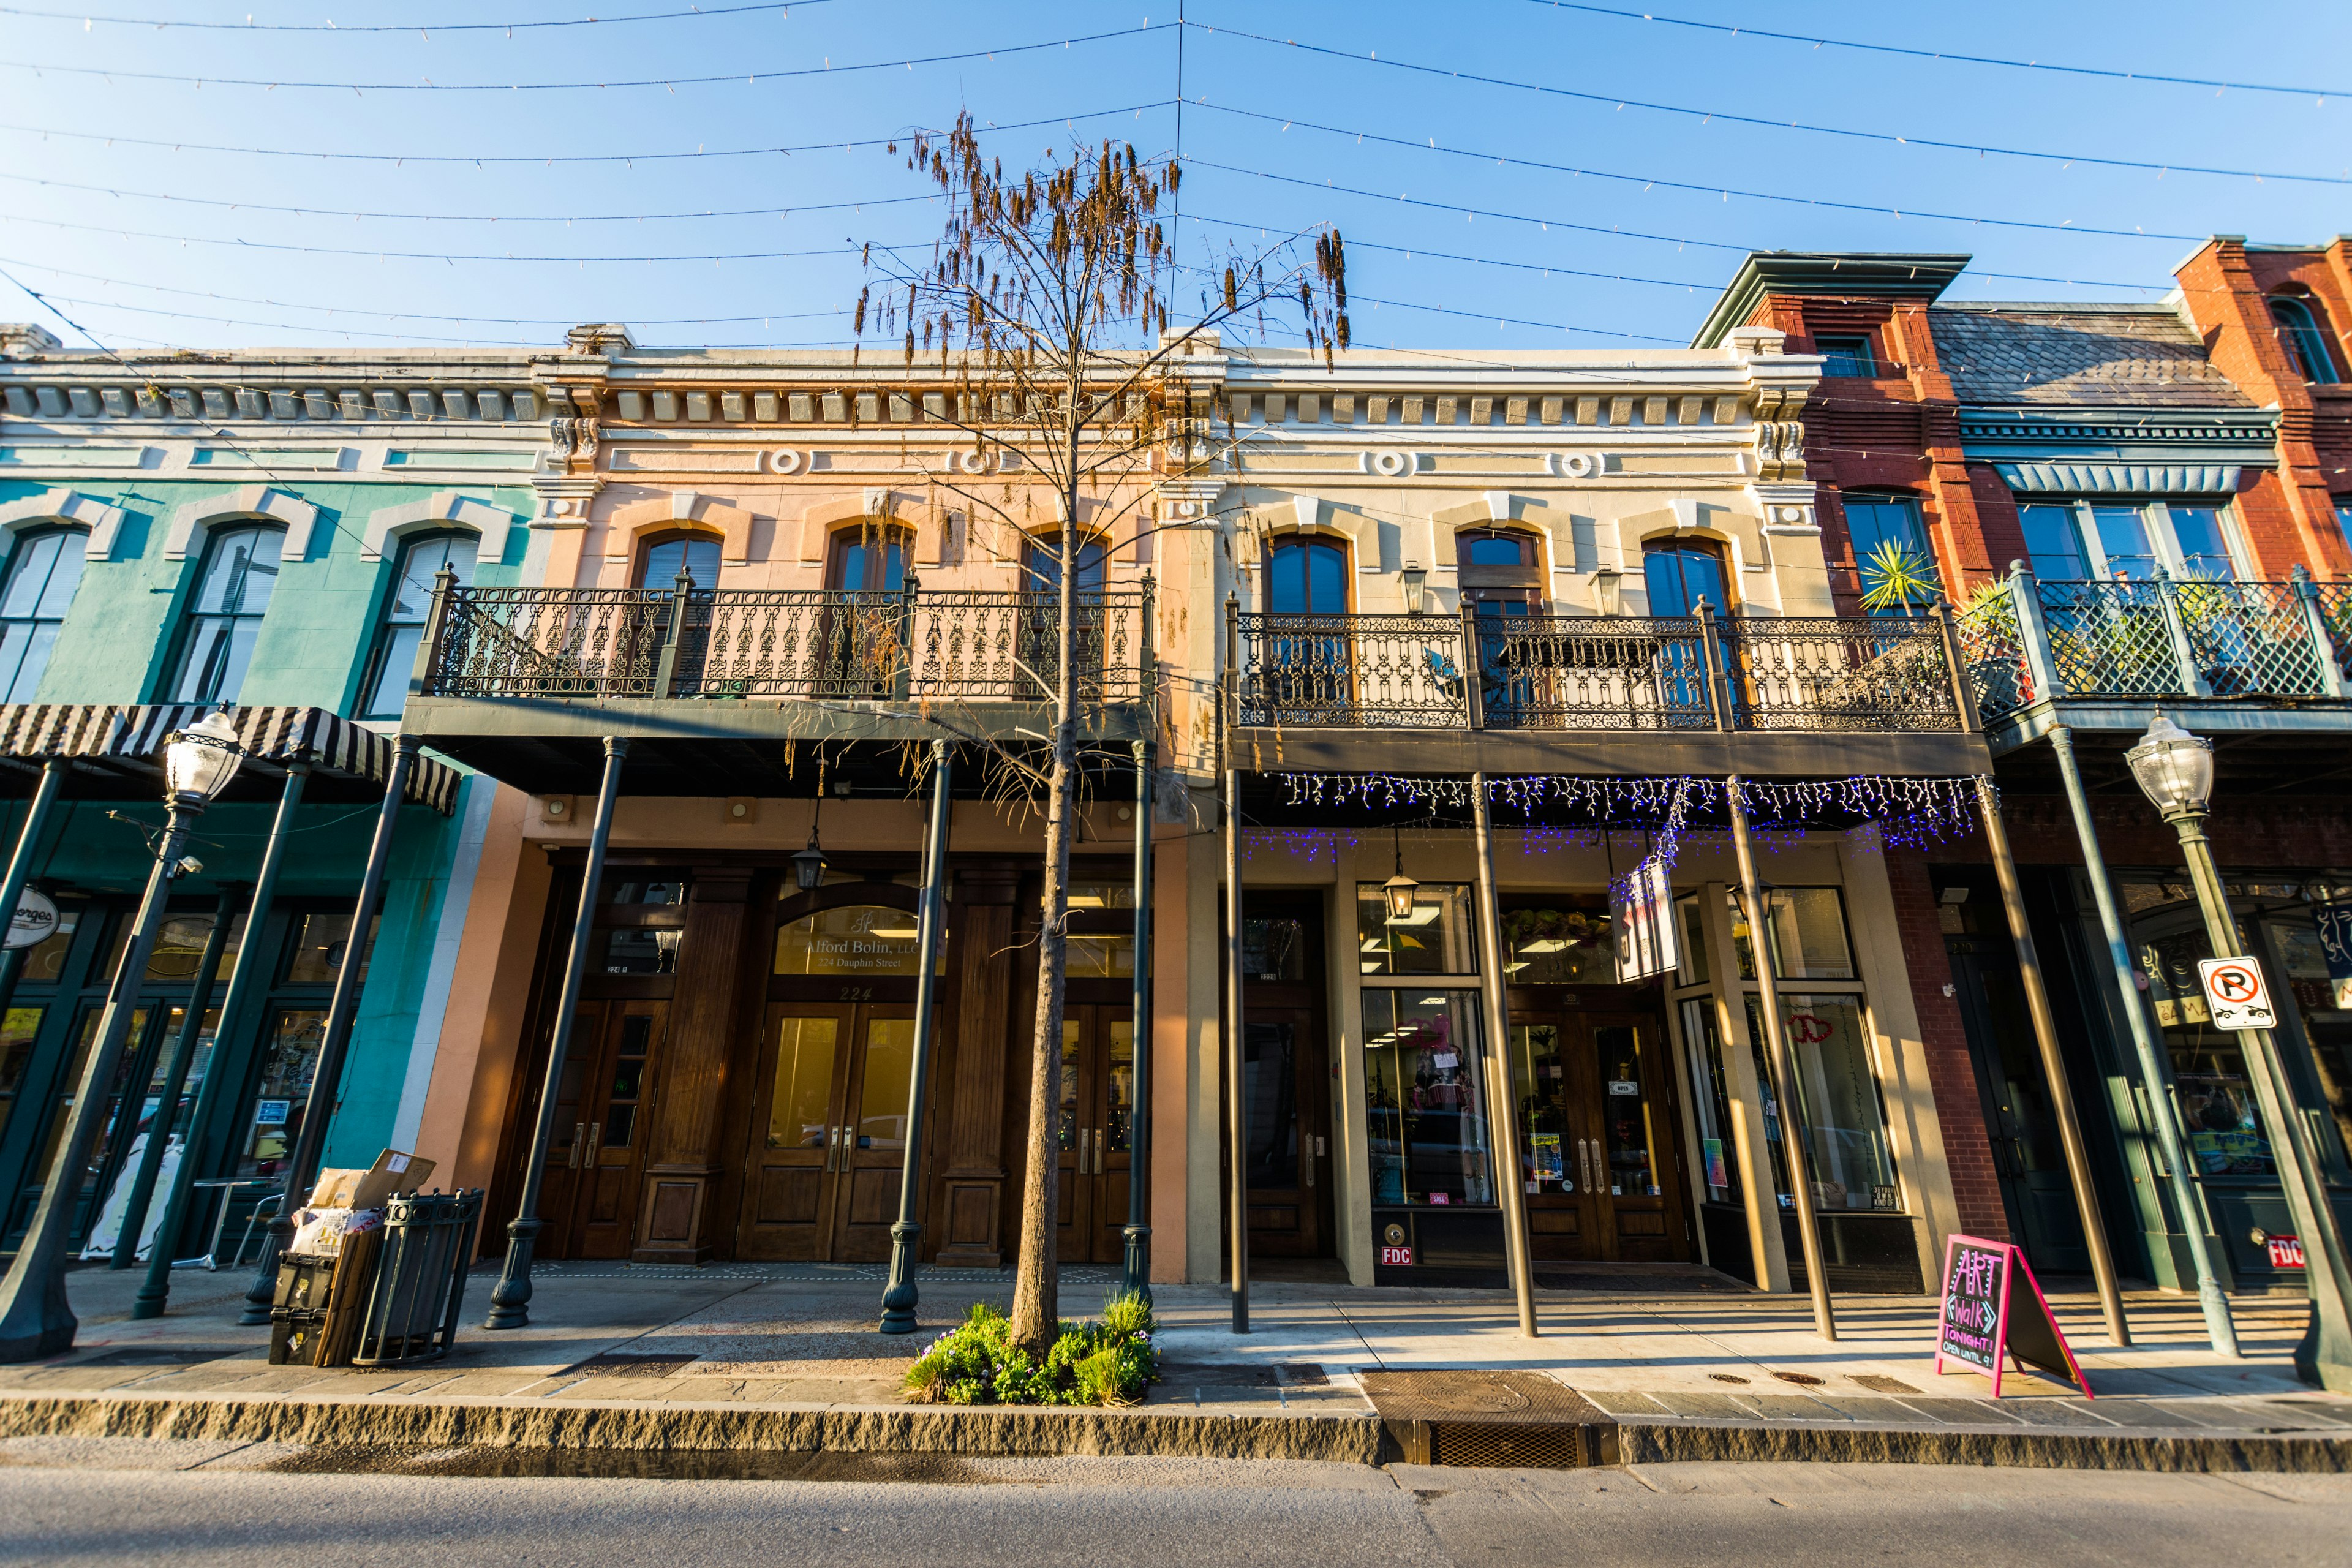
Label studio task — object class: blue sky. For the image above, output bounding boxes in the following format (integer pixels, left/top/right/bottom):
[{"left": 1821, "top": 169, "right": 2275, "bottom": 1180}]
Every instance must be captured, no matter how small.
[{"left": 0, "top": 1, "right": 2346, "bottom": 353}]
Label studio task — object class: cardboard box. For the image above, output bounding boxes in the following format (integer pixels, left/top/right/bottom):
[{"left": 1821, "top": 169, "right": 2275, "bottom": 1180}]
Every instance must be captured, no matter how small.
[{"left": 307, "top": 1149, "right": 435, "bottom": 1210}]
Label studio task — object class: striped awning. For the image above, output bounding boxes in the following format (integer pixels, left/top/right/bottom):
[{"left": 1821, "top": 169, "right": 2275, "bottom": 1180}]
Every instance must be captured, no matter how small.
[{"left": 0, "top": 705, "right": 461, "bottom": 815}]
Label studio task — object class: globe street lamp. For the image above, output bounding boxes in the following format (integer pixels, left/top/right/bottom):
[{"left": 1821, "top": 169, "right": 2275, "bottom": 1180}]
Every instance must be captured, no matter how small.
[
  {"left": 0, "top": 712, "right": 244, "bottom": 1361},
  {"left": 2127, "top": 714, "right": 2352, "bottom": 1390}
]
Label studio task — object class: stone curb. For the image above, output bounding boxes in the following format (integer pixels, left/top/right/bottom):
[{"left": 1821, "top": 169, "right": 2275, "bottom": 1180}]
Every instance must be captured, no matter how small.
[
  {"left": 0, "top": 1393, "right": 1385, "bottom": 1465},
  {"left": 6, "top": 1393, "right": 2346, "bottom": 1474}
]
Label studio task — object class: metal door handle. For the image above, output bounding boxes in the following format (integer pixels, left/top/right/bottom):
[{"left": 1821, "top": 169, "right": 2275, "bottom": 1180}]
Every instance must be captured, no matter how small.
[
  {"left": 568, "top": 1122, "right": 584, "bottom": 1169},
  {"left": 826, "top": 1126, "right": 842, "bottom": 1172},
  {"left": 1076, "top": 1128, "right": 1088, "bottom": 1174},
  {"left": 1303, "top": 1131, "right": 1314, "bottom": 1186},
  {"left": 585, "top": 1123, "right": 600, "bottom": 1166}
]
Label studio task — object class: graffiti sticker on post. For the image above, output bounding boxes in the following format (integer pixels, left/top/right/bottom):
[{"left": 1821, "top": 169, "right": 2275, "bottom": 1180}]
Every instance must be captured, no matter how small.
[
  {"left": 2197, "top": 957, "right": 2275, "bottom": 1032},
  {"left": 1932, "top": 1234, "right": 2092, "bottom": 1399}
]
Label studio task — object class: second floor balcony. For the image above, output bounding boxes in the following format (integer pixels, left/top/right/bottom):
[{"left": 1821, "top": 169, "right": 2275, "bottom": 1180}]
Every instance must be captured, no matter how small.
[
  {"left": 1955, "top": 567, "right": 2352, "bottom": 752},
  {"left": 1226, "top": 601, "right": 1988, "bottom": 778}
]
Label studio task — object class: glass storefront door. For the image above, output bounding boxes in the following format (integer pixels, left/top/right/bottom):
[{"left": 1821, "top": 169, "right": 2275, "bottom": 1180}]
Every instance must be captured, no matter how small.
[
  {"left": 1513, "top": 1011, "right": 1689, "bottom": 1262},
  {"left": 538, "top": 999, "right": 668, "bottom": 1261},
  {"left": 1054, "top": 1006, "right": 1136, "bottom": 1264},
  {"left": 735, "top": 1001, "right": 913, "bottom": 1262}
]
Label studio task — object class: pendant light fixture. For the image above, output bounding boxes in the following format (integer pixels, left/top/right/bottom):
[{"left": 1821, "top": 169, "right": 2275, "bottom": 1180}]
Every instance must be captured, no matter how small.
[{"left": 1383, "top": 820, "right": 1420, "bottom": 921}]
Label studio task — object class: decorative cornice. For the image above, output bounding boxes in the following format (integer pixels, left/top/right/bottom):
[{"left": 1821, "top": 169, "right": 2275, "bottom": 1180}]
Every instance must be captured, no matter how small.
[{"left": 1691, "top": 252, "right": 1970, "bottom": 349}]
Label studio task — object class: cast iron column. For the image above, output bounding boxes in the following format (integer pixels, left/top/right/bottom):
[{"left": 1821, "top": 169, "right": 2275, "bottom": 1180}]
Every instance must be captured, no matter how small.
[
  {"left": 1225, "top": 764, "right": 1248, "bottom": 1333},
  {"left": 0, "top": 759, "right": 66, "bottom": 955},
  {"left": 879, "top": 741, "right": 954, "bottom": 1333},
  {"left": 239, "top": 737, "right": 419, "bottom": 1324},
  {"left": 1724, "top": 775, "right": 1838, "bottom": 1341},
  {"left": 0, "top": 798, "right": 202, "bottom": 1360},
  {"left": 1121, "top": 740, "right": 1156, "bottom": 1303},
  {"left": 486, "top": 737, "right": 628, "bottom": 1330},
  {"left": 1469, "top": 771, "right": 1539, "bottom": 1336},
  {"left": 2046, "top": 726, "right": 2239, "bottom": 1356},
  {"left": 2166, "top": 806, "right": 2352, "bottom": 1390},
  {"left": 108, "top": 886, "right": 239, "bottom": 1270},
  {"left": 137, "top": 763, "right": 309, "bottom": 1319}
]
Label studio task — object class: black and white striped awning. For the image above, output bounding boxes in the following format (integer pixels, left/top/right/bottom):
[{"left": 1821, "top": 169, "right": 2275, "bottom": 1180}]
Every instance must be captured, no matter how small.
[{"left": 0, "top": 706, "right": 461, "bottom": 815}]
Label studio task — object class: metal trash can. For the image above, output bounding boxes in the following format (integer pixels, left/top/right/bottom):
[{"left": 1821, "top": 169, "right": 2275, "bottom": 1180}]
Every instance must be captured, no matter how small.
[{"left": 350, "top": 1189, "right": 483, "bottom": 1368}]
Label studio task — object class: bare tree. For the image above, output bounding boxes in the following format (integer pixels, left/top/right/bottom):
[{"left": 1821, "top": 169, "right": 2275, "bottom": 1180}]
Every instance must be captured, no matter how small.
[{"left": 858, "top": 115, "right": 1346, "bottom": 1351}]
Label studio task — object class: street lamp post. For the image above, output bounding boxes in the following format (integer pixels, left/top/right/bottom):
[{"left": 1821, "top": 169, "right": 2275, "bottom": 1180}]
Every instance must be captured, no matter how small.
[
  {"left": 0, "top": 712, "right": 244, "bottom": 1362},
  {"left": 2127, "top": 714, "right": 2352, "bottom": 1390}
]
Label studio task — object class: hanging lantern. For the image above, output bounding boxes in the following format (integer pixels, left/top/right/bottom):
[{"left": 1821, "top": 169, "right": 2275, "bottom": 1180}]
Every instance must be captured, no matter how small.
[{"left": 1383, "top": 821, "right": 1419, "bottom": 921}]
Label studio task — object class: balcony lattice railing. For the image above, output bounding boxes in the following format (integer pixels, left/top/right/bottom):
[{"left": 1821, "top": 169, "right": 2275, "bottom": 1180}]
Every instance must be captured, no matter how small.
[
  {"left": 1232, "top": 605, "right": 1966, "bottom": 733},
  {"left": 420, "top": 578, "right": 1151, "bottom": 704},
  {"left": 1954, "top": 567, "right": 2352, "bottom": 723}
]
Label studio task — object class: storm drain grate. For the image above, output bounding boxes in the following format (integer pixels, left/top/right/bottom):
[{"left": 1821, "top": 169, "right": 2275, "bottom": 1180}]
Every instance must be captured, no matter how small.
[
  {"left": 564, "top": 1352, "right": 700, "bottom": 1379},
  {"left": 1357, "top": 1370, "right": 1617, "bottom": 1469}
]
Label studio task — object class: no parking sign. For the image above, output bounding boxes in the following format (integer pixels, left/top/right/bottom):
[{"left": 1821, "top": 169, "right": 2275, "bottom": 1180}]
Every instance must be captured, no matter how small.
[{"left": 2197, "top": 956, "right": 2276, "bottom": 1031}]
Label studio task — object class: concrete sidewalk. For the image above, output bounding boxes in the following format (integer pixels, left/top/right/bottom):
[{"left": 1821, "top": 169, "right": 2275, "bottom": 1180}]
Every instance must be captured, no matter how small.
[{"left": 2, "top": 1259, "right": 2347, "bottom": 1472}]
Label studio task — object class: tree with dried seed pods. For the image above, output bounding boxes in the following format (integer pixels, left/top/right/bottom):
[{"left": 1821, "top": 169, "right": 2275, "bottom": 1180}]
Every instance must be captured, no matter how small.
[{"left": 858, "top": 114, "right": 1346, "bottom": 1353}]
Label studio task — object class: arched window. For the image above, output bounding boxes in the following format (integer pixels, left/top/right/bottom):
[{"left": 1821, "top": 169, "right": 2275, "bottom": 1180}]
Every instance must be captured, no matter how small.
[
  {"left": 1458, "top": 529, "right": 1543, "bottom": 723},
  {"left": 824, "top": 524, "right": 908, "bottom": 594},
  {"left": 1021, "top": 532, "right": 1107, "bottom": 598},
  {"left": 637, "top": 530, "right": 722, "bottom": 590},
  {"left": 2271, "top": 295, "right": 2342, "bottom": 385},
  {"left": 1265, "top": 536, "right": 1348, "bottom": 614},
  {"left": 0, "top": 528, "right": 86, "bottom": 702},
  {"left": 360, "top": 532, "right": 477, "bottom": 720},
  {"left": 1642, "top": 540, "right": 1729, "bottom": 616},
  {"left": 167, "top": 524, "right": 282, "bottom": 704}
]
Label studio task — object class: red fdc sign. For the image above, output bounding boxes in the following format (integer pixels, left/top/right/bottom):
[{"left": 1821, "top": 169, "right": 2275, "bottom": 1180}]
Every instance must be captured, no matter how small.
[
  {"left": 1379, "top": 1245, "right": 1414, "bottom": 1267},
  {"left": 2269, "top": 1235, "right": 2307, "bottom": 1270}
]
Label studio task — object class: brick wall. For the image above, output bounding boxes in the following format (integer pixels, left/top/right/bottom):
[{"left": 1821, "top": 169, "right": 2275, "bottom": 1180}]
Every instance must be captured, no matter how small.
[{"left": 1885, "top": 846, "right": 2010, "bottom": 1242}]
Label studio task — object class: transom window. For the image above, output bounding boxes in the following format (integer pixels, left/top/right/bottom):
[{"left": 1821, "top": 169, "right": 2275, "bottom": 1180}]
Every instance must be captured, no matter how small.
[
  {"left": 2269, "top": 295, "right": 2341, "bottom": 385},
  {"left": 0, "top": 528, "right": 86, "bottom": 703},
  {"left": 167, "top": 524, "right": 282, "bottom": 704},
  {"left": 361, "top": 532, "right": 477, "bottom": 720},
  {"left": 2019, "top": 499, "right": 2240, "bottom": 582},
  {"left": 1814, "top": 334, "right": 1879, "bottom": 378}
]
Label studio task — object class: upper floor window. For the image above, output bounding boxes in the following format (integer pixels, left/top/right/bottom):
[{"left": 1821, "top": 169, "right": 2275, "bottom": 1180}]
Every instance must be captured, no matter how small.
[
  {"left": 1266, "top": 536, "right": 1348, "bottom": 613},
  {"left": 1642, "top": 540, "right": 1730, "bottom": 616},
  {"left": 360, "top": 532, "right": 477, "bottom": 720},
  {"left": 2019, "top": 499, "right": 2240, "bottom": 582},
  {"left": 823, "top": 525, "right": 904, "bottom": 594},
  {"left": 1021, "top": 532, "right": 1107, "bottom": 598},
  {"left": 2337, "top": 496, "right": 2352, "bottom": 559},
  {"left": 167, "top": 524, "right": 281, "bottom": 704},
  {"left": 0, "top": 528, "right": 86, "bottom": 702},
  {"left": 1842, "top": 495, "right": 1942, "bottom": 614},
  {"left": 1815, "top": 334, "right": 1878, "bottom": 378},
  {"left": 2269, "top": 295, "right": 2342, "bottom": 385},
  {"left": 638, "top": 531, "right": 721, "bottom": 590}
]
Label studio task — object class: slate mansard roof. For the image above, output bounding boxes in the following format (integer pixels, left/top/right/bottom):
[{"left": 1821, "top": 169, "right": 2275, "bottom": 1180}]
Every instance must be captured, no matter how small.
[{"left": 1927, "top": 304, "right": 2253, "bottom": 410}]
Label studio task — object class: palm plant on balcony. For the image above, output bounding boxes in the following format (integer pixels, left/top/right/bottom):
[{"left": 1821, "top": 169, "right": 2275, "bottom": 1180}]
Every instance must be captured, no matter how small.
[
  {"left": 1855, "top": 540, "right": 1942, "bottom": 616},
  {"left": 859, "top": 116, "right": 1347, "bottom": 1354}
]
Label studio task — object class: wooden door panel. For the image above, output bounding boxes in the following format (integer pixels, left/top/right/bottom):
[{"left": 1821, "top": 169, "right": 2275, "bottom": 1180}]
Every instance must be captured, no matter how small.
[
  {"left": 1586, "top": 1013, "right": 1687, "bottom": 1264},
  {"left": 570, "top": 1003, "right": 665, "bottom": 1261},
  {"left": 1054, "top": 1014, "right": 1089, "bottom": 1257},
  {"left": 755, "top": 1166, "right": 823, "bottom": 1226},
  {"left": 1242, "top": 1010, "right": 1325, "bottom": 1258},
  {"left": 831, "top": 1010, "right": 916, "bottom": 1262}
]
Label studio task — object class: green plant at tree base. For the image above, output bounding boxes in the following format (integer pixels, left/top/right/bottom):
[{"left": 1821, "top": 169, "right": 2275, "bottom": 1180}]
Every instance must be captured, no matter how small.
[{"left": 905, "top": 1291, "right": 1159, "bottom": 1407}]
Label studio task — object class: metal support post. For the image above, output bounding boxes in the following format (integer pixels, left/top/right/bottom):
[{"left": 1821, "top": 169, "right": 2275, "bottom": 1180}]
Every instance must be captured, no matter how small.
[
  {"left": 0, "top": 798, "right": 202, "bottom": 1361},
  {"left": 1225, "top": 764, "right": 1249, "bottom": 1333},
  {"left": 1121, "top": 740, "right": 1156, "bottom": 1304},
  {"left": 109, "top": 886, "right": 239, "bottom": 1270},
  {"left": 0, "top": 759, "right": 66, "bottom": 956},
  {"left": 2046, "top": 726, "right": 2238, "bottom": 1357},
  {"left": 240, "top": 737, "right": 420, "bottom": 1325},
  {"left": 1974, "top": 778, "right": 2130, "bottom": 1344},
  {"left": 1724, "top": 775, "right": 1837, "bottom": 1341},
  {"left": 485, "top": 737, "right": 628, "bottom": 1330},
  {"left": 879, "top": 742, "right": 954, "bottom": 1333},
  {"left": 137, "top": 763, "right": 309, "bottom": 1321},
  {"left": 1469, "top": 771, "right": 1539, "bottom": 1337},
  {"left": 2166, "top": 809, "right": 2352, "bottom": 1390}
]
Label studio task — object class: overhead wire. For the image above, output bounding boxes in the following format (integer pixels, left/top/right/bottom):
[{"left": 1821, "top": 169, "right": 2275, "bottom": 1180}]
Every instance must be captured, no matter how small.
[
  {"left": 0, "top": 21, "right": 1176, "bottom": 92},
  {"left": 1, "top": 0, "right": 831, "bottom": 31},
  {"left": 1510, "top": 1, "right": 2351, "bottom": 102},
  {"left": 1185, "top": 19, "right": 2352, "bottom": 186}
]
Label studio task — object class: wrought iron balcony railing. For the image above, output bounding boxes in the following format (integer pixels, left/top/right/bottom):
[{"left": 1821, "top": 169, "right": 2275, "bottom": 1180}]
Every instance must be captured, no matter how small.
[
  {"left": 1954, "top": 565, "right": 2352, "bottom": 723},
  {"left": 417, "top": 576, "right": 1152, "bottom": 704},
  {"left": 1229, "top": 602, "right": 1967, "bottom": 733}
]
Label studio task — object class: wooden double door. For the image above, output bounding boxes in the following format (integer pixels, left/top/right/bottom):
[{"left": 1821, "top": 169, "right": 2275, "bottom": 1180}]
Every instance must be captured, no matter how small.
[
  {"left": 538, "top": 998, "right": 669, "bottom": 1260},
  {"left": 736, "top": 1000, "right": 919, "bottom": 1262},
  {"left": 1512, "top": 1006, "right": 1692, "bottom": 1262},
  {"left": 1055, "top": 1004, "right": 1136, "bottom": 1264}
]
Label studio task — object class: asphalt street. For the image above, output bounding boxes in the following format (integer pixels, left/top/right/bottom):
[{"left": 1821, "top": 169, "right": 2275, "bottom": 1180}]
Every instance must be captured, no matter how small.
[{"left": 1, "top": 1441, "right": 2348, "bottom": 1566}]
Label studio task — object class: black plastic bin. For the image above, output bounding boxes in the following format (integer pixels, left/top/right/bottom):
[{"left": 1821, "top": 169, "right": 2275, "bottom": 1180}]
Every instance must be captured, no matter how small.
[{"left": 351, "top": 1189, "right": 483, "bottom": 1368}]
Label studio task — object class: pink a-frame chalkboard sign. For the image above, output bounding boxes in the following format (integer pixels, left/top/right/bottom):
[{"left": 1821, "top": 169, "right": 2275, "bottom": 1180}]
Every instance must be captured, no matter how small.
[{"left": 1932, "top": 1234, "right": 2093, "bottom": 1398}]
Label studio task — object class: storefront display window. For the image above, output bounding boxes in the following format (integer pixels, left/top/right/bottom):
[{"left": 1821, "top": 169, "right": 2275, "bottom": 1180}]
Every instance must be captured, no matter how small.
[
  {"left": 283, "top": 911, "right": 379, "bottom": 985},
  {"left": 1731, "top": 888, "right": 1855, "bottom": 981},
  {"left": 1363, "top": 989, "right": 1494, "bottom": 1206},
  {"left": 17, "top": 906, "right": 78, "bottom": 983},
  {"left": 1744, "top": 994, "right": 1900, "bottom": 1210},
  {"left": 1498, "top": 901, "right": 1615, "bottom": 984},
  {"left": 2278, "top": 905, "right": 2352, "bottom": 1161},
  {"left": 2135, "top": 924, "right": 2277, "bottom": 1178},
  {"left": 236, "top": 1008, "right": 325, "bottom": 1184},
  {"left": 1357, "top": 883, "right": 1476, "bottom": 976},
  {"left": 0, "top": 1005, "right": 43, "bottom": 1147},
  {"left": 1679, "top": 998, "right": 1740, "bottom": 1202}
]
